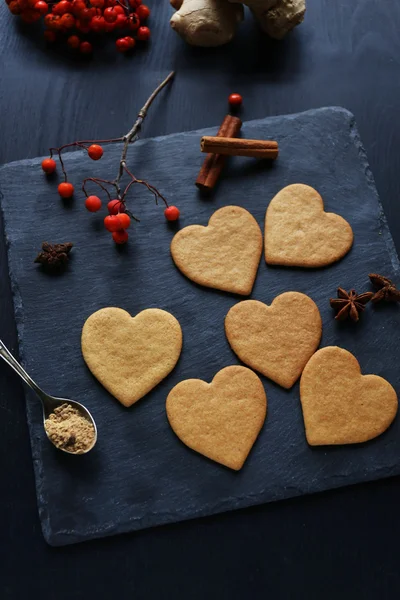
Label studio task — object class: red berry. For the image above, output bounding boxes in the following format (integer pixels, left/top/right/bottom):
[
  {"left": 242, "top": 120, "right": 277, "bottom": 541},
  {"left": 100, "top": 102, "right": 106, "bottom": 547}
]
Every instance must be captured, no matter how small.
[
  {"left": 53, "top": 0, "right": 72, "bottom": 14},
  {"left": 103, "top": 6, "right": 117, "bottom": 22},
  {"left": 136, "top": 4, "right": 150, "bottom": 20},
  {"left": 90, "top": 0, "right": 104, "bottom": 6},
  {"left": 112, "top": 230, "right": 129, "bottom": 244},
  {"left": 137, "top": 26, "right": 150, "bottom": 41},
  {"left": 164, "top": 206, "right": 180, "bottom": 221},
  {"left": 112, "top": 5, "right": 124, "bottom": 14},
  {"left": 114, "top": 13, "right": 127, "bottom": 28},
  {"left": 128, "top": 0, "right": 141, "bottom": 7},
  {"left": 58, "top": 182, "right": 74, "bottom": 198},
  {"left": 124, "top": 36, "right": 135, "bottom": 49},
  {"left": 8, "top": 1, "right": 22, "bottom": 14},
  {"left": 34, "top": 1, "right": 48, "bottom": 15},
  {"left": 71, "top": 0, "right": 85, "bottom": 15},
  {"left": 104, "top": 215, "right": 121, "bottom": 232},
  {"left": 67, "top": 34, "right": 80, "bottom": 48},
  {"left": 117, "top": 213, "right": 131, "bottom": 229},
  {"left": 51, "top": 14, "right": 63, "bottom": 28},
  {"left": 87, "top": 144, "right": 103, "bottom": 160},
  {"left": 90, "top": 15, "right": 105, "bottom": 32},
  {"left": 228, "top": 93, "right": 243, "bottom": 107},
  {"left": 79, "top": 6, "right": 95, "bottom": 20},
  {"left": 60, "top": 13, "right": 75, "bottom": 28},
  {"left": 44, "top": 13, "right": 59, "bottom": 28},
  {"left": 41, "top": 158, "right": 57, "bottom": 174},
  {"left": 107, "top": 199, "right": 125, "bottom": 215},
  {"left": 85, "top": 195, "right": 102, "bottom": 212},
  {"left": 79, "top": 41, "right": 92, "bottom": 53},
  {"left": 44, "top": 29, "right": 57, "bottom": 42},
  {"left": 127, "top": 13, "right": 139, "bottom": 30},
  {"left": 116, "top": 37, "right": 130, "bottom": 52}
]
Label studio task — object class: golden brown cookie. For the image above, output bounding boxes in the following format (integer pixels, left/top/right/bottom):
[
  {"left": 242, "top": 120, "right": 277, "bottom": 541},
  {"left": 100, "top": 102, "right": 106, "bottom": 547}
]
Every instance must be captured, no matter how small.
[
  {"left": 225, "top": 293, "right": 322, "bottom": 388},
  {"left": 166, "top": 365, "right": 267, "bottom": 470},
  {"left": 300, "top": 346, "right": 398, "bottom": 445},
  {"left": 170, "top": 205, "right": 262, "bottom": 295},
  {"left": 82, "top": 307, "right": 182, "bottom": 407},
  {"left": 265, "top": 184, "right": 353, "bottom": 267}
]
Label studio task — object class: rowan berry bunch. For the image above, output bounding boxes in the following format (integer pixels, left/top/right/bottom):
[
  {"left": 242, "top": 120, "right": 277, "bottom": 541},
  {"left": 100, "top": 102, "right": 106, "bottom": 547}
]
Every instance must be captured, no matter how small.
[
  {"left": 41, "top": 72, "right": 180, "bottom": 245},
  {"left": 6, "top": 0, "right": 151, "bottom": 55}
]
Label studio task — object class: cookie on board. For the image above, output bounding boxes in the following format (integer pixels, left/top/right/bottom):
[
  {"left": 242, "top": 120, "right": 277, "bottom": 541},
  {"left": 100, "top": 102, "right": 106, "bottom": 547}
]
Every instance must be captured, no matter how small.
[
  {"left": 265, "top": 184, "right": 353, "bottom": 267},
  {"left": 170, "top": 205, "right": 262, "bottom": 295},
  {"left": 166, "top": 365, "right": 267, "bottom": 470},
  {"left": 82, "top": 307, "right": 182, "bottom": 407},
  {"left": 225, "top": 292, "right": 322, "bottom": 388},
  {"left": 300, "top": 346, "right": 398, "bottom": 445}
]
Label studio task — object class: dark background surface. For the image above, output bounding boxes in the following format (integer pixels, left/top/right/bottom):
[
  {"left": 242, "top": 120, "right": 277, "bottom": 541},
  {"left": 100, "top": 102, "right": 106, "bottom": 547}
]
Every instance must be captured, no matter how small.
[{"left": 0, "top": 0, "right": 400, "bottom": 597}]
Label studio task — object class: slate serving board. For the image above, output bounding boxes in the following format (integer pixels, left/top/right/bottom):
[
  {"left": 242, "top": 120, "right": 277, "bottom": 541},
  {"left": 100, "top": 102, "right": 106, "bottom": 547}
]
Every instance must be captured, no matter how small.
[{"left": 1, "top": 107, "right": 399, "bottom": 547}]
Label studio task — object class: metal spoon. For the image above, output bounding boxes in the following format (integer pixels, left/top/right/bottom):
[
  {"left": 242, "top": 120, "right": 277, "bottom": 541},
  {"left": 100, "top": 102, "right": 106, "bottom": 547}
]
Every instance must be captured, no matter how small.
[{"left": 0, "top": 338, "right": 97, "bottom": 455}]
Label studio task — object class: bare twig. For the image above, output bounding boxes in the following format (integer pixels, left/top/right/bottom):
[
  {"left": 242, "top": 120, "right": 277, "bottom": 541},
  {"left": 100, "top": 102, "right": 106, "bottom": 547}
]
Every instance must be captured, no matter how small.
[
  {"left": 122, "top": 164, "right": 169, "bottom": 208},
  {"left": 82, "top": 178, "right": 113, "bottom": 201},
  {"left": 114, "top": 71, "right": 175, "bottom": 195}
]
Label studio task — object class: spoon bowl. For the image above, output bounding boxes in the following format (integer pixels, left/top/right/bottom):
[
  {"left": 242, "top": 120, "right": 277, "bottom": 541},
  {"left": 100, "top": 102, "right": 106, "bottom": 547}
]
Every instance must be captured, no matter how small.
[{"left": 42, "top": 395, "right": 98, "bottom": 455}]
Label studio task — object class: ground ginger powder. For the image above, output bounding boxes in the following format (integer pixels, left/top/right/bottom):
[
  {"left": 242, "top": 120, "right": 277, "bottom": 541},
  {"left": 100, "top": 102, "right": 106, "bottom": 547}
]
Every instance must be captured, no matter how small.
[{"left": 44, "top": 403, "right": 95, "bottom": 454}]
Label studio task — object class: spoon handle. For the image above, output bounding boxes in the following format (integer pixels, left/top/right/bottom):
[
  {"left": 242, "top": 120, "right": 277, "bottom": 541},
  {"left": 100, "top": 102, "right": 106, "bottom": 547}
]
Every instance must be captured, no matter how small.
[{"left": 0, "top": 339, "right": 46, "bottom": 400}]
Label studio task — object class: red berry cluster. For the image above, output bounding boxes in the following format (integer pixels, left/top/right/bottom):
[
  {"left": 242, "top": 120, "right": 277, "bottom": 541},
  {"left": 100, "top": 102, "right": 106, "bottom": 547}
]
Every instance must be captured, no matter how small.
[
  {"left": 41, "top": 141, "right": 180, "bottom": 245},
  {"left": 84, "top": 190, "right": 180, "bottom": 245},
  {"left": 40, "top": 72, "right": 177, "bottom": 246},
  {"left": 6, "top": 0, "right": 151, "bottom": 55},
  {"left": 104, "top": 201, "right": 131, "bottom": 245}
]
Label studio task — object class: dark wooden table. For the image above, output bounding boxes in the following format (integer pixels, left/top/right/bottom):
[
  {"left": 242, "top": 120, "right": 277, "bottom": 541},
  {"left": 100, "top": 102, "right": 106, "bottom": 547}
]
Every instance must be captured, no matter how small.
[{"left": 1, "top": 1, "right": 400, "bottom": 597}]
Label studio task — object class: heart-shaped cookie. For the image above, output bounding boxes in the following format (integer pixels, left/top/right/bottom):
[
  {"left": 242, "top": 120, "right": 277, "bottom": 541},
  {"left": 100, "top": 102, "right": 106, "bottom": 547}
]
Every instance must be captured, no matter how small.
[
  {"left": 82, "top": 307, "right": 182, "bottom": 407},
  {"left": 300, "top": 346, "right": 398, "bottom": 445},
  {"left": 225, "top": 293, "right": 322, "bottom": 388},
  {"left": 170, "top": 205, "right": 262, "bottom": 295},
  {"left": 265, "top": 184, "right": 353, "bottom": 267},
  {"left": 166, "top": 366, "right": 267, "bottom": 470}
]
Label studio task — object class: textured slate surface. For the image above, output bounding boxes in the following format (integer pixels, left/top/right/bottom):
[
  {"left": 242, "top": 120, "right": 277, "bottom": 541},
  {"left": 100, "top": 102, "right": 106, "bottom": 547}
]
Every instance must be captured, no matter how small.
[{"left": 0, "top": 107, "right": 399, "bottom": 547}]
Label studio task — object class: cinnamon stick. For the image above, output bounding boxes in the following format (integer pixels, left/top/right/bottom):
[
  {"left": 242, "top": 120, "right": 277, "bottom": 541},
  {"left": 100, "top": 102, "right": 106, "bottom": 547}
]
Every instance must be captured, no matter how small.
[
  {"left": 200, "top": 137, "right": 279, "bottom": 159},
  {"left": 196, "top": 115, "right": 242, "bottom": 191}
]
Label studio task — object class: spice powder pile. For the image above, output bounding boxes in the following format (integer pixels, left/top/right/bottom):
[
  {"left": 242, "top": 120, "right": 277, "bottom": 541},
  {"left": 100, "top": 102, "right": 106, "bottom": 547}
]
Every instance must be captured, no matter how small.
[{"left": 44, "top": 403, "right": 95, "bottom": 454}]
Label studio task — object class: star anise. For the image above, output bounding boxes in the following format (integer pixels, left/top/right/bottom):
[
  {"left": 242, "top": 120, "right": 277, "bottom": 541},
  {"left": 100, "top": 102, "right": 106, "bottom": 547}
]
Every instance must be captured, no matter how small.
[
  {"left": 330, "top": 288, "right": 373, "bottom": 322},
  {"left": 369, "top": 273, "right": 400, "bottom": 303},
  {"left": 34, "top": 242, "right": 73, "bottom": 270}
]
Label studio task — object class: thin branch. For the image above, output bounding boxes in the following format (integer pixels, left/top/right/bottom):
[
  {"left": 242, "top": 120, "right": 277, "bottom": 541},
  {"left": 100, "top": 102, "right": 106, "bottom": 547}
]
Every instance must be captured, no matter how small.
[
  {"left": 82, "top": 178, "right": 114, "bottom": 201},
  {"left": 116, "top": 0, "right": 129, "bottom": 11},
  {"left": 126, "top": 210, "right": 141, "bottom": 223},
  {"left": 114, "top": 71, "right": 175, "bottom": 194},
  {"left": 56, "top": 149, "right": 67, "bottom": 182},
  {"left": 122, "top": 164, "right": 169, "bottom": 208},
  {"left": 50, "top": 138, "right": 123, "bottom": 154}
]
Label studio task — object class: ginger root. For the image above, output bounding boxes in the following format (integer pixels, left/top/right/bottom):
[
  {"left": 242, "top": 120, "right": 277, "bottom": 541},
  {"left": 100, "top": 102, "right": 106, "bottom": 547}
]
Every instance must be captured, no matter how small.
[
  {"left": 170, "top": 0, "right": 306, "bottom": 46},
  {"left": 170, "top": 0, "right": 244, "bottom": 47},
  {"left": 250, "top": 0, "right": 306, "bottom": 39}
]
